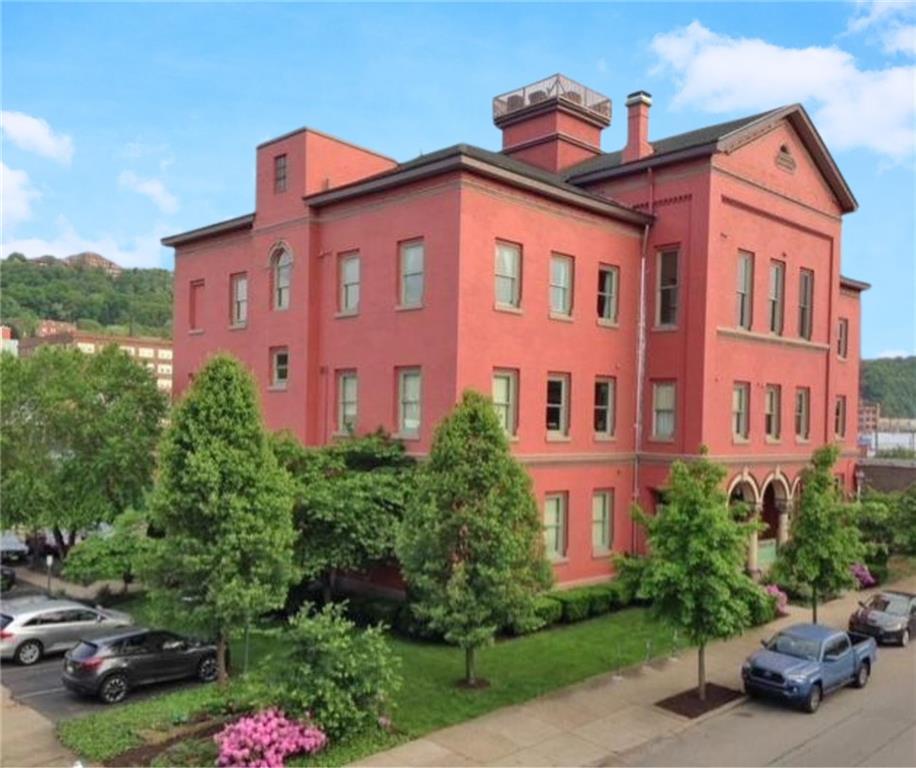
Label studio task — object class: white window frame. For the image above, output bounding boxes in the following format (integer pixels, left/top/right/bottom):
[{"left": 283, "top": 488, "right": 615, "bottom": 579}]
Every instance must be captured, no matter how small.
[
  {"left": 765, "top": 384, "right": 782, "bottom": 440},
  {"left": 546, "top": 373, "right": 570, "bottom": 437},
  {"left": 837, "top": 317, "right": 849, "bottom": 359},
  {"left": 597, "top": 264, "right": 619, "bottom": 324},
  {"left": 733, "top": 382, "right": 750, "bottom": 440},
  {"left": 271, "top": 347, "right": 289, "bottom": 389},
  {"left": 272, "top": 249, "right": 292, "bottom": 311},
  {"left": 835, "top": 395, "right": 847, "bottom": 438},
  {"left": 398, "top": 368, "right": 422, "bottom": 437},
  {"left": 337, "top": 372, "right": 358, "bottom": 433},
  {"left": 399, "top": 240, "right": 425, "bottom": 308},
  {"left": 768, "top": 260, "right": 785, "bottom": 335},
  {"left": 189, "top": 279, "right": 204, "bottom": 331},
  {"left": 494, "top": 241, "right": 522, "bottom": 308},
  {"left": 795, "top": 387, "right": 811, "bottom": 440},
  {"left": 274, "top": 154, "right": 288, "bottom": 194},
  {"left": 594, "top": 377, "right": 616, "bottom": 438},
  {"left": 544, "top": 492, "right": 568, "bottom": 561},
  {"left": 231, "top": 272, "right": 248, "bottom": 326},
  {"left": 798, "top": 268, "right": 814, "bottom": 340},
  {"left": 656, "top": 249, "right": 679, "bottom": 327},
  {"left": 550, "top": 253, "right": 574, "bottom": 316},
  {"left": 339, "top": 252, "right": 360, "bottom": 314},
  {"left": 592, "top": 489, "right": 614, "bottom": 554},
  {"left": 492, "top": 369, "right": 519, "bottom": 436},
  {"left": 736, "top": 251, "right": 754, "bottom": 330},
  {"left": 652, "top": 381, "right": 676, "bottom": 440}
]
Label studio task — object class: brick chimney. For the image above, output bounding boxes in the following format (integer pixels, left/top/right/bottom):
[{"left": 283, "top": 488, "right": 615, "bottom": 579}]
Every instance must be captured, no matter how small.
[
  {"left": 493, "top": 74, "right": 611, "bottom": 173},
  {"left": 622, "top": 91, "right": 653, "bottom": 163}
]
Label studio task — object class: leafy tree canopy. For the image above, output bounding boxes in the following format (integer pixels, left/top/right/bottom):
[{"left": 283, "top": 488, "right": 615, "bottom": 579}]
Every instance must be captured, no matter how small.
[
  {"left": 861, "top": 356, "right": 916, "bottom": 419},
  {"left": 62, "top": 509, "right": 153, "bottom": 591}
]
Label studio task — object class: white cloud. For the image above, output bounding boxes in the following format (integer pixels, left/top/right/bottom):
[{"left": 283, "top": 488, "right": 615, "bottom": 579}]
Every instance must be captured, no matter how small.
[
  {"left": 1, "top": 216, "right": 168, "bottom": 269},
  {"left": 877, "top": 349, "right": 911, "bottom": 358},
  {"left": 650, "top": 21, "right": 916, "bottom": 160},
  {"left": 847, "top": 0, "right": 916, "bottom": 55},
  {"left": 0, "top": 111, "right": 74, "bottom": 164},
  {"left": 118, "top": 170, "right": 179, "bottom": 214},
  {"left": 1, "top": 162, "right": 41, "bottom": 227},
  {"left": 882, "top": 24, "right": 916, "bottom": 56}
]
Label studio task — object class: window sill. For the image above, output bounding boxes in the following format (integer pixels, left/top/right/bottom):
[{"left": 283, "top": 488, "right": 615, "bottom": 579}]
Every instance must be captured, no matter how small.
[
  {"left": 506, "top": 434, "right": 519, "bottom": 443},
  {"left": 267, "top": 384, "right": 288, "bottom": 392},
  {"left": 592, "top": 550, "right": 612, "bottom": 560},
  {"left": 593, "top": 434, "right": 616, "bottom": 442},
  {"left": 838, "top": 356, "right": 848, "bottom": 363},
  {"left": 765, "top": 436, "right": 782, "bottom": 445},
  {"left": 331, "top": 430, "right": 356, "bottom": 438},
  {"left": 494, "top": 303, "right": 523, "bottom": 315},
  {"left": 548, "top": 556, "right": 570, "bottom": 565},
  {"left": 652, "top": 324, "right": 678, "bottom": 333},
  {"left": 393, "top": 432, "right": 420, "bottom": 442},
  {"left": 189, "top": 329, "right": 204, "bottom": 336},
  {"left": 648, "top": 436, "right": 675, "bottom": 443},
  {"left": 596, "top": 318, "right": 619, "bottom": 329},
  {"left": 335, "top": 310, "right": 358, "bottom": 319},
  {"left": 549, "top": 312, "right": 574, "bottom": 323},
  {"left": 796, "top": 437, "right": 811, "bottom": 444},
  {"left": 228, "top": 323, "right": 247, "bottom": 331},
  {"left": 395, "top": 303, "right": 424, "bottom": 312},
  {"left": 732, "top": 436, "right": 750, "bottom": 445},
  {"left": 546, "top": 434, "right": 571, "bottom": 442}
]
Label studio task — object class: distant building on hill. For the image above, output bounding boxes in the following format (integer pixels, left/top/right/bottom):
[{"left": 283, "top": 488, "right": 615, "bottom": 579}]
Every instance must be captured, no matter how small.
[
  {"left": 64, "top": 251, "right": 122, "bottom": 276},
  {"left": 19, "top": 329, "right": 173, "bottom": 394},
  {"left": 36, "top": 319, "right": 78, "bottom": 337}
]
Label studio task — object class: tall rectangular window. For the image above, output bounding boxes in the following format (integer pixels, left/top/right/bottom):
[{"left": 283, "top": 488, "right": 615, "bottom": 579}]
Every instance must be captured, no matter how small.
[
  {"left": 494, "top": 242, "right": 521, "bottom": 308},
  {"left": 337, "top": 372, "right": 358, "bottom": 433},
  {"left": 594, "top": 378, "right": 616, "bottom": 437},
  {"left": 835, "top": 395, "right": 847, "bottom": 438},
  {"left": 189, "top": 280, "right": 204, "bottom": 331},
  {"left": 398, "top": 368, "right": 422, "bottom": 437},
  {"left": 399, "top": 240, "right": 424, "bottom": 308},
  {"left": 339, "top": 253, "right": 360, "bottom": 314},
  {"left": 837, "top": 317, "right": 849, "bottom": 359},
  {"left": 765, "top": 384, "right": 782, "bottom": 440},
  {"left": 657, "top": 250, "right": 679, "bottom": 326},
  {"left": 795, "top": 387, "right": 811, "bottom": 440},
  {"left": 492, "top": 369, "right": 519, "bottom": 436},
  {"left": 768, "top": 260, "right": 785, "bottom": 334},
  {"left": 592, "top": 490, "right": 614, "bottom": 554},
  {"left": 274, "top": 154, "right": 288, "bottom": 193},
  {"left": 544, "top": 493, "right": 568, "bottom": 561},
  {"left": 798, "top": 268, "right": 814, "bottom": 340},
  {"left": 230, "top": 273, "right": 248, "bottom": 326},
  {"left": 732, "top": 382, "right": 750, "bottom": 440},
  {"left": 546, "top": 374, "right": 570, "bottom": 437},
  {"left": 597, "top": 265, "right": 619, "bottom": 323},
  {"left": 271, "top": 347, "right": 289, "bottom": 389},
  {"left": 550, "top": 254, "right": 574, "bottom": 316},
  {"left": 736, "top": 251, "right": 754, "bottom": 330},
  {"left": 652, "top": 381, "right": 676, "bottom": 439}
]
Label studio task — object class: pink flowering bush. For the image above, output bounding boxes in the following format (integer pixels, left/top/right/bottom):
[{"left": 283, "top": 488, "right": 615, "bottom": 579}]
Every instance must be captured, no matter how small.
[
  {"left": 851, "top": 563, "right": 876, "bottom": 589},
  {"left": 765, "top": 584, "right": 790, "bottom": 616},
  {"left": 215, "top": 709, "right": 327, "bottom": 768}
]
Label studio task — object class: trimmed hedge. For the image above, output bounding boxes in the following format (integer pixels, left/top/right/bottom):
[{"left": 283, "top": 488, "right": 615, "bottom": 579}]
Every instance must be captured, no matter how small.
[{"left": 549, "top": 582, "right": 628, "bottom": 623}]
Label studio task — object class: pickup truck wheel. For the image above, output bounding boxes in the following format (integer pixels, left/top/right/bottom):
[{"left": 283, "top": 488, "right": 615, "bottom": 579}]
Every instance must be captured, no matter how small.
[
  {"left": 853, "top": 662, "right": 870, "bottom": 689},
  {"left": 15, "top": 640, "right": 42, "bottom": 666},
  {"left": 804, "top": 683, "right": 822, "bottom": 713},
  {"left": 901, "top": 629, "right": 909, "bottom": 648}
]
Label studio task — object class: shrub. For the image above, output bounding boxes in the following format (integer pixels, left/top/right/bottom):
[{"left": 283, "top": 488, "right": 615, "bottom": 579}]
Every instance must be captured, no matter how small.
[
  {"left": 346, "top": 596, "right": 401, "bottom": 628},
  {"left": 507, "top": 595, "right": 562, "bottom": 635},
  {"left": 551, "top": 589, "right": 593, "bottom": 623},
  {"left": 851, "top": 563, "right": 877, "bottom": 589},
  {"left": 274, "top": 603, "right": 401, "bottom": 740},
  {"left": 214, "top": 709, "right": 327, "bottom": 767},
  {"left": 765, "top": 584, "right": 790, "bottom": 617},
  {"left": 393, "top": 602, "right": 439, "bottom": 640},
  {"left": 611, "top": 553, "right": 651, "bottom": 605}
]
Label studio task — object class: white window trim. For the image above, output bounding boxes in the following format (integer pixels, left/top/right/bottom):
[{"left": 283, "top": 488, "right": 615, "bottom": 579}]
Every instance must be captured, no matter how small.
[
  {"left": 732, "top": 382, "right": 750, "bottom": 440},
  {"left": 272, "top": 249, "right": 292, "bottom": 311},
  {"left": 399, "top": 240, "right": 425, "bottom": 309},
  {"left": 655, "top": 249, "right": 679, "bottom": 328},
  {"left": 231, "top": 272, "right": 248, "bottom": 327},
  {"left": 592, "top": 489, "right": 614, "bottom": 555},
  {"left": 837, "top": 318, "right": 849, "bottom": 359},
  {"left": 768, "top": 260, "right": 785, "bottom": 335},
  {"left": 494, "top": 241, "right": 522, "bottom": 309},
  {"left": 397, "top": 368, "right": 422, "bottom": 438},
  {"left": 651, "top": 381, "right": 676, "bottom": 440},
  {"left": 492, "top": 369, "right": 519, "bottom": 437},
  {"left": 597, "top": 264, "right": 620, "bottom": 325},
  {"left": 339, "top": 252, "right": 360, "bottom": 315},
  {"left": 835, "top": 395, "right": 847, "bottom": 438},
  {"left": 736, "top": 251, "right": 753, "bottom": 330},
  {"left": 798, "top": 269, "right": 814, "bottom": 340},
  {"left": 765, "top": 384, "right": 782, "bottom": 441},
  {"left": 544, "top": 492, "right": 568, "bottom": 561},
  {"left": 549, "top": 253, "right": 574, "bottom": 317},
  {"left": 795, "top": 387, "right": 811, "bottom": 441},
  {"left": 546, "top": 373, "right": 571, "bottom": 438},
  {"left": 270, "top": 348, "right": 289, "bottom": 390},
  {"left": 594, "top": 377, "right": 616, "bottom": 438},
  {"left": 337, "top": 372, "right": 358, "bottom": 434}
]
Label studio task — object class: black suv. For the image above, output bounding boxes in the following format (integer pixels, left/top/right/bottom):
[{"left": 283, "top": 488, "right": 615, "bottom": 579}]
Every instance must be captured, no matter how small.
[{"left": 62, "top": 628, "right": 218, "bottom": 703}]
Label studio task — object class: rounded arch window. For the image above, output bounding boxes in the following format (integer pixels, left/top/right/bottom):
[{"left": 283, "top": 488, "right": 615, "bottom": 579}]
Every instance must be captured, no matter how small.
[{"left": 271, "top": 246, "right": 292, "bottom": 310}]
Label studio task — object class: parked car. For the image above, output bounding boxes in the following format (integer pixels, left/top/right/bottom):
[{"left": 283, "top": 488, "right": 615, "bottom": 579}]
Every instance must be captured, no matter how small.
[
  {"left": 0, "top": 598, "right": 133, "bottom": 665},
  {"left": 62, "top": 629, "right": 218, "bottom": 704},
  {"left": 849, "top": 590, "right": 916, "bottom": 647},
  {"left": 0, "top": 532, "right": 29, "bottom": 563},
  {"left": 1, "top": 566, "right": 16, "bottom": 591},
  {"left": 741, "top": 623, "right": 878, "bottom": 713}
]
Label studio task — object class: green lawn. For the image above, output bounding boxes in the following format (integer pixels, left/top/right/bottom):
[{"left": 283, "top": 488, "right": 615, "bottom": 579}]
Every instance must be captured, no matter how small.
[{"left": 58, "top": 601, "right": 679, "bottom": 765}]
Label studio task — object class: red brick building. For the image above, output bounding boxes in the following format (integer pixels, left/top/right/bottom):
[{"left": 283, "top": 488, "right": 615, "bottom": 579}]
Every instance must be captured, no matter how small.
[{"left": 163, "top": 75, "right": 866, "bottom": 584}]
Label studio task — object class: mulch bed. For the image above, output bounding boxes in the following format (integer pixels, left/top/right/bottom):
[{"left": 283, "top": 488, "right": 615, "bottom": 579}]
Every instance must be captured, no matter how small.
[
  {"left": 104, "top": 719, "right": 225, "bottom": 767},
  {"left": 654, "top": 683, "right": 744, "bottom": 719}
]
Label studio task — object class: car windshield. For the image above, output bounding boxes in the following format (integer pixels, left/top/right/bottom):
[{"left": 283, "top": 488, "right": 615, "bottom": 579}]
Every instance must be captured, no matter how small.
[
  {"left": 1, "top": 614, "right": 11, "bottom": 630},
  {"left": 867, "top": 594, "right": 909, "bottom": 616},
  {"left": 70, "top": 641, "right": 98, "bottom": 660},
  {"left": 767, "top": 632, "right": 820, "bottom": 661}
]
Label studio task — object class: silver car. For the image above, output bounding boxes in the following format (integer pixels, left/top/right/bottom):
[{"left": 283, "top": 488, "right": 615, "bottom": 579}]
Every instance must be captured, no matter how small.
[{"left": 0, "top": 598, "right": 133, "bottom": 665}]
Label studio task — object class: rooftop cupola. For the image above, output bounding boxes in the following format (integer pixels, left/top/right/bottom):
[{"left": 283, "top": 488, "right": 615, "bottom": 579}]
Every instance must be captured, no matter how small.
[{"left": 493, "top": 74, "right": 611, "bottom": 173}]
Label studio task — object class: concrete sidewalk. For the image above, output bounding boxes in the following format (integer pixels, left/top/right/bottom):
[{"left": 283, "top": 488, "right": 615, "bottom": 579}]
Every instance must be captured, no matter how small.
[
  {"left": 12, "top": 565, "right": 141, "bottom": 603},
  {"left": 355, "top": 576, "right": 916, "bottom": 767},
  {"left": 0, "top": 686, "right": 77, "bottom": 768}
]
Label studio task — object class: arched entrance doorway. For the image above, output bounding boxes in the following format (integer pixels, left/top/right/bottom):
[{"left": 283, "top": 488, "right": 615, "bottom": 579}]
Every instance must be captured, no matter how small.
[
  {"left": 728, "top": 475, "right": 760, "bottom": 574},
  {"left": 760, "top": 474, "right": 791, "bottom": 570}
]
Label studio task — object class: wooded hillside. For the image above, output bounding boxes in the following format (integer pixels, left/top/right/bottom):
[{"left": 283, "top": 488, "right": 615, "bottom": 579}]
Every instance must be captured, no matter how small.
[{"left": 861, "top": 357, "right": 916, "bottom": 419}]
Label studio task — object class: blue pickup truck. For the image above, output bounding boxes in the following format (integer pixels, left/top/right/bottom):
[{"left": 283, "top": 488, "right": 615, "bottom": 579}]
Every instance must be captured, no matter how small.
[{"left": 741, "top": 623, "right": 877, "bottom": 713}]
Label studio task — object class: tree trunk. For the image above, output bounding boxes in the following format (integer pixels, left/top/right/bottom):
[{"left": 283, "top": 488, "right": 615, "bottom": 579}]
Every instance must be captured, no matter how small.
[
  {"left": 52, "top": 526, "right": 67, "bottom": 560},
  {"left": 812, "top": 585, "right": 818, "bottom": 624},
  {"left": 465, "top": 646, "right": 476, "bottom": 686},
  {"left": 698, "top": 643, "right": 707, "bottom": 702},
  {"left": 321, "top": 573, "right": 332, "bottom": 605},
  {"left": 216, "top": 630, "right": 229, "bottom": 684}
]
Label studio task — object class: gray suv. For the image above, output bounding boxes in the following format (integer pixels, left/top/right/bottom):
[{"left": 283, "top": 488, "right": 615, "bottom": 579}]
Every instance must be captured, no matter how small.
[{"left": 0, "top": 598, "right": 132, "bottom": 665}]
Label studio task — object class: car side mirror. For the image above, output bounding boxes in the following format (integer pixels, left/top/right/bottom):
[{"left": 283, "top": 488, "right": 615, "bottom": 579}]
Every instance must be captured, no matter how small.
[{"left": 162, "top": 640, "right": 186, "bottom": 652}]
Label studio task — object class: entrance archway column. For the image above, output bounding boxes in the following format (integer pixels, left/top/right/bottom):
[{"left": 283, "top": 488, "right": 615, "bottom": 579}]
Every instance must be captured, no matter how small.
[
  {"left": 748, "top": 501, "right": 763, "bottom": 577},
  {"left": 778, "top": 500, "right": 792, "bottom": 546}
]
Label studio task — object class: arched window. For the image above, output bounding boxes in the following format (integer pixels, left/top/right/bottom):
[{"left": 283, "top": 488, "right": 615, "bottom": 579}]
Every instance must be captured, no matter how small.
[{"left": 272, "top": 247, "right": 292, "bottom": 310}]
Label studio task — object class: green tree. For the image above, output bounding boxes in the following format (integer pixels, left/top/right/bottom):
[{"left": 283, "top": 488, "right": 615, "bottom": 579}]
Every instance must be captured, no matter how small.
[
  {"left": 396, "top": 390, "right": 552, "bottom": 686},
  {"left": 0, "top": 345, "right": 166, "bottom": 556},
  {"left": 635, "top": 453, "right": 764, "bottom": 701},
  {"left": 62, "top": 509, "right": 153, "bottom": 592},
  {"left": 775, "top": 445, "right": 863, "bottom": 623},
  {"left": 272, "top": 430, "right": 414, "bottom": 602},
  {"left": 144, "top": 355, "right": 297, "bottom": 681}
]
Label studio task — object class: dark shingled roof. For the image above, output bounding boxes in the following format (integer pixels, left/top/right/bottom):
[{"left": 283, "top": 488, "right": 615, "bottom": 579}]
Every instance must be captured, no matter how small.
[{"left": 564, "top": 108, "right": 780, "bottom": 180}]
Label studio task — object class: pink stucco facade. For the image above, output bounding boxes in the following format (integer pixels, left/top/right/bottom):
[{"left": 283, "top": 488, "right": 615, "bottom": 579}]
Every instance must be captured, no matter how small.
[{"left": 164, "top": 77, "right": 866, "bottom": 585}]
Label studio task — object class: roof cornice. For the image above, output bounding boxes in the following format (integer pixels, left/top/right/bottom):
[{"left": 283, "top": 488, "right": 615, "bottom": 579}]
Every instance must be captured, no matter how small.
[
  {"left": 840, "top": 275, "right": 870, "bottom": 292},
  {"left": 162, "top": 213, "right": 255, "bottom": 248}
]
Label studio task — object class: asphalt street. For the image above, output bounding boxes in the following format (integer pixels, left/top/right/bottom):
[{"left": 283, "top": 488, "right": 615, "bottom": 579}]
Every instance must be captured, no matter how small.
[{"left": 619, "top": 641, "right": 916, "bottom": 767}]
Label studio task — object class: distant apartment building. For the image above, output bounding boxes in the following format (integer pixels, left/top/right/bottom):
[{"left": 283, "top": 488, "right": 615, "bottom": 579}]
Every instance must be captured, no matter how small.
[
  {"left": 163, "top": 74, "right": 866, "bottom": 584},
  {"left": 36, "top": 319, "right": 78, "bottom": 337},
  {"left": 19, "top": 329, "right": 173, "bottom": 394},
  {"left": 859, "top": 401, "right": 880, "bottom": 434}
]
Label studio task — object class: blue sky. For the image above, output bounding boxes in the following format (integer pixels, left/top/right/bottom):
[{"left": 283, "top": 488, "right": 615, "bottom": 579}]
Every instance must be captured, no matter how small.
[{"left": 2, "top": 1, "right": 914, "bottom": 358}]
